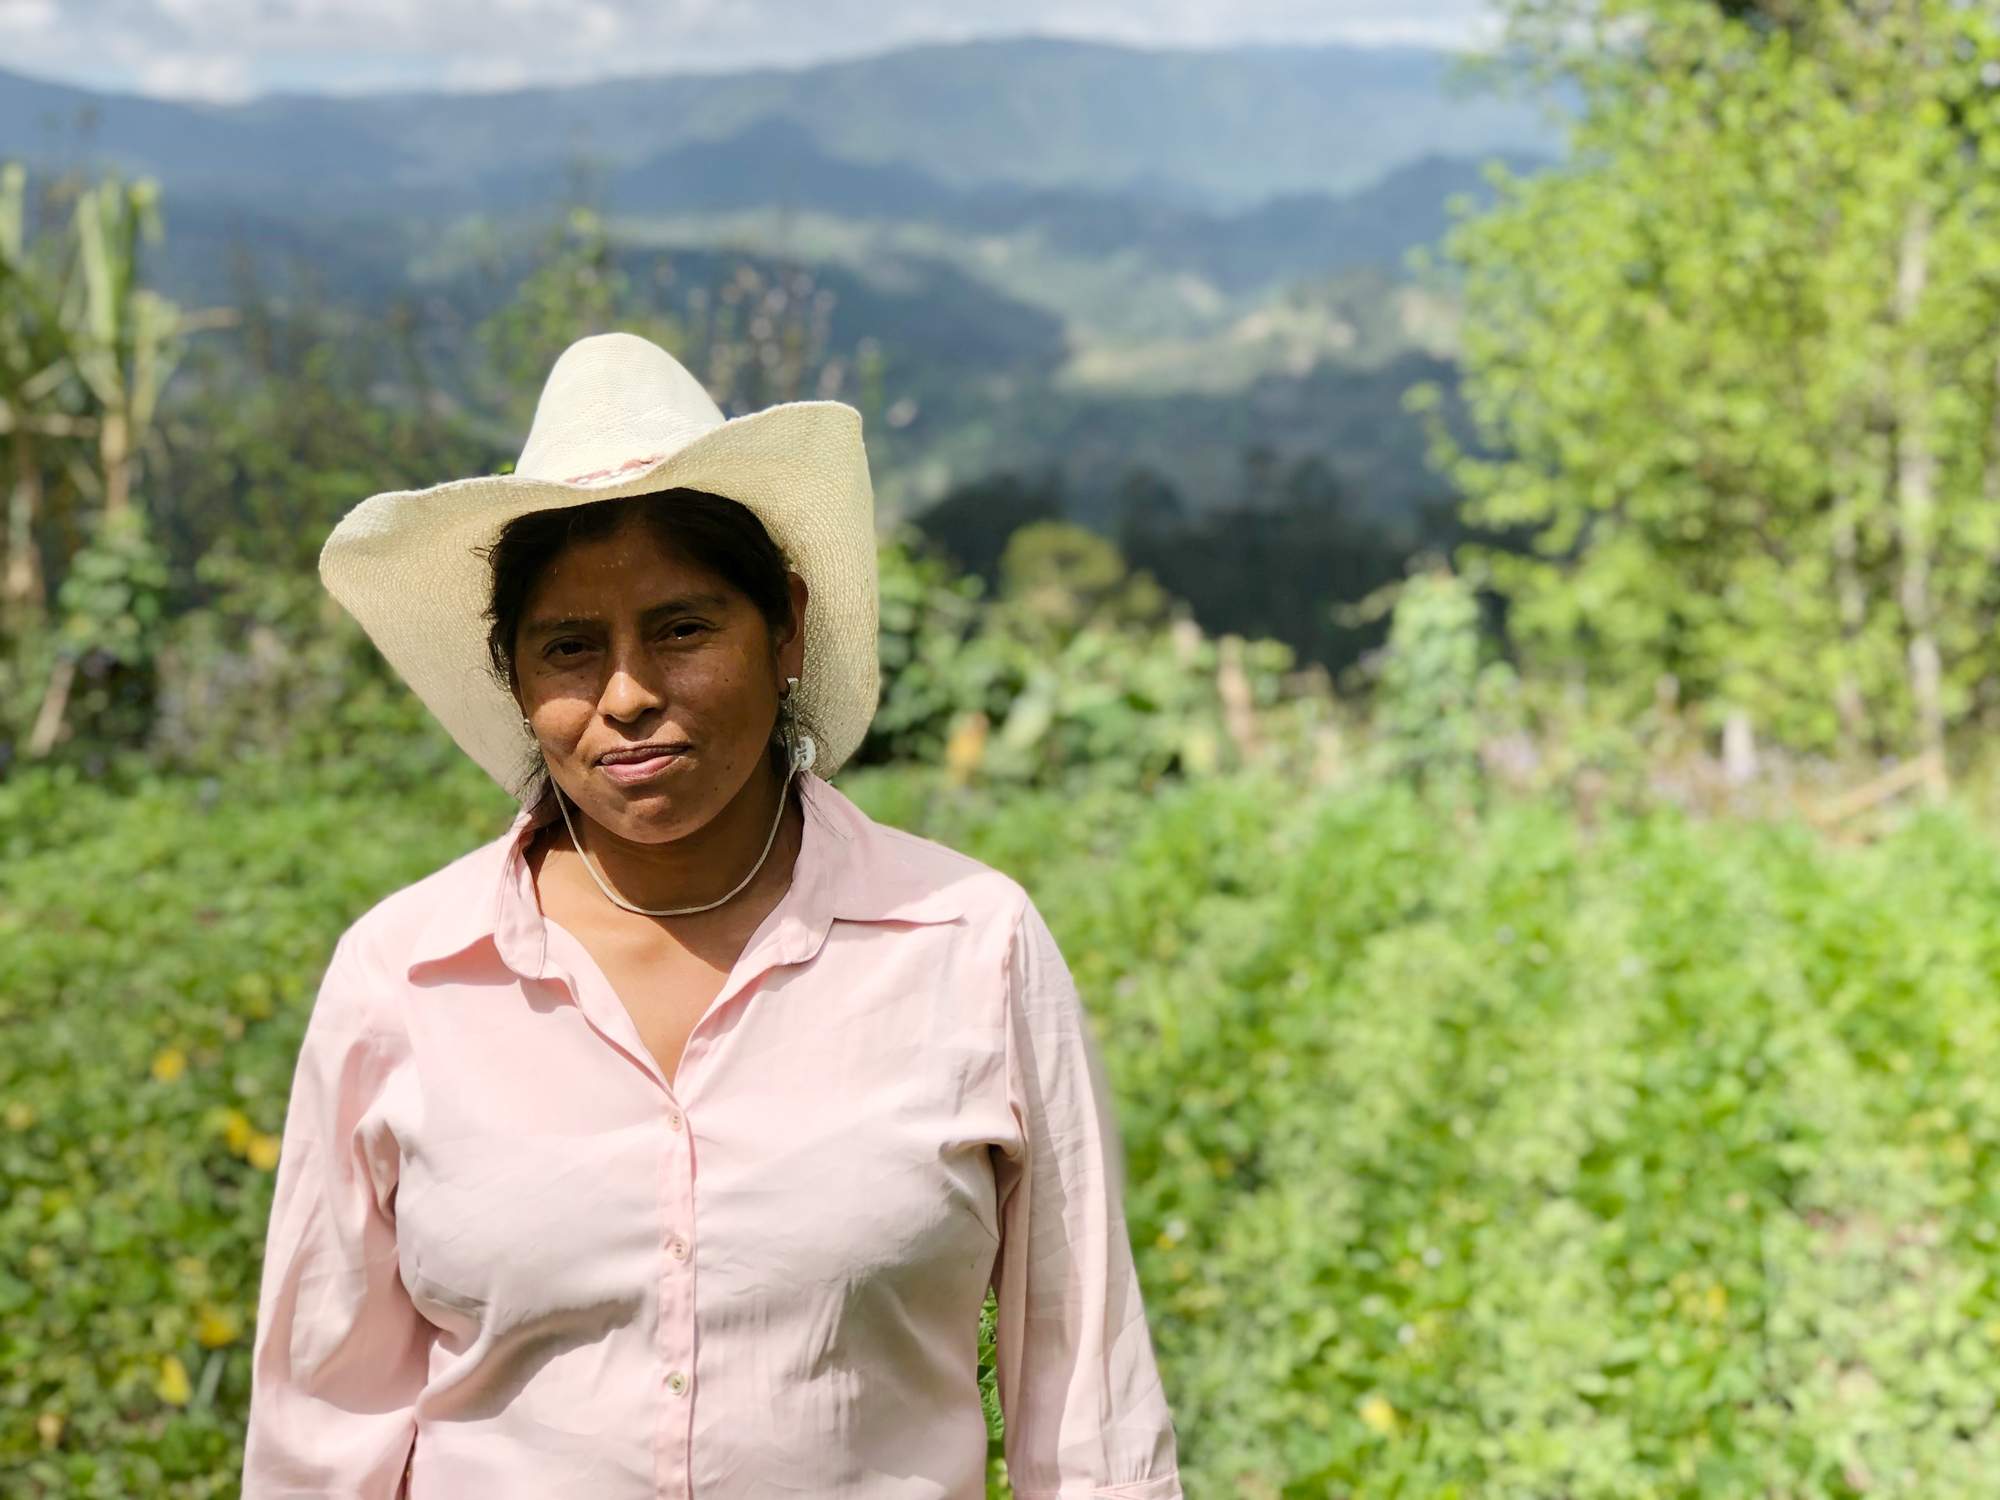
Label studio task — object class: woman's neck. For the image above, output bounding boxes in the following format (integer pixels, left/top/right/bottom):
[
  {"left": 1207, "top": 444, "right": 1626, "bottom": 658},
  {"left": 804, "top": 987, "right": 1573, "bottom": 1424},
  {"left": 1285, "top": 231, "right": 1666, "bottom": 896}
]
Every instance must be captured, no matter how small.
[{"left": 542, "top": 761, "right": 803, "bottom": 920}]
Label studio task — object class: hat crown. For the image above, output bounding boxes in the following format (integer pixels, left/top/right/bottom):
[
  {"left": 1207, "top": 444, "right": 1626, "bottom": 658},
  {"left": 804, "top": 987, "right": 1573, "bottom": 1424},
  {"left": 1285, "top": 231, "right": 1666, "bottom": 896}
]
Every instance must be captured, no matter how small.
[{"left": 515, "top": 333, "right": 726, "bottom": 485}]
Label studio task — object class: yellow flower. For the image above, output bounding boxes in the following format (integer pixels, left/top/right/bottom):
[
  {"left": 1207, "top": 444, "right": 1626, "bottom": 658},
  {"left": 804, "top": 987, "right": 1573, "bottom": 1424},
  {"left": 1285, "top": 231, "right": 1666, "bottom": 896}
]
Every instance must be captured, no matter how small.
[
  {"left": 943, "top": 712, "right": 989, "bottom": 786},
  {"left": 155, "top": 1355, "right": 192, "bottom": 1407},
  {"left": 152, "top": 1048, "right": 187, "bottom": 1083},
  {"left": 1358, "top": 1393, "right": 1399, "bottom": 1437},
  {"left": 247, "top": 1133, "right": 282, "bottom": 1171},
  {"left": 35, "top": 1411, "right": 64, "bottom": 1450},
  {"left": 3, "top": 1100, "right": 33, "bottom": 1131},
  {"left": 195, "top": 1305, "right": 241, "bottom": 1349},
  {"left": 220, "top": 1109, "right": 254, "bottom": 1156}
]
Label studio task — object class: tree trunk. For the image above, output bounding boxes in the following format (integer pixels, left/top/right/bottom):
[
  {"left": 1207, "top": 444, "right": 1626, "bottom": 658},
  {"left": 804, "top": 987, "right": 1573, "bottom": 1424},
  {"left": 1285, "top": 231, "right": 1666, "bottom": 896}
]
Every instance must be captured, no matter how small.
[
  {"left": 1722, "top": 708, "right": 1759, "bottom": 786},
  {"left": 25, "top": 655, "right": 74, "bottom": 758},
  {"left": 1829, "top": 466, "right": 1869, "bottom": 759},
  {"left": 1893, "top": 205, "right": 1948, "bottom": 802},
  {"left": 1983, "top": 344, "right": 2000, "bottom": 514},
  {"left": 99, "top": 407, "right": 131, "bottom": 519},
  {"left": 3, "top": 431, "right": 46, "bottom": 622},
  {"left": 1216, "top": 634, "right": 1261, "bottom": 764}
]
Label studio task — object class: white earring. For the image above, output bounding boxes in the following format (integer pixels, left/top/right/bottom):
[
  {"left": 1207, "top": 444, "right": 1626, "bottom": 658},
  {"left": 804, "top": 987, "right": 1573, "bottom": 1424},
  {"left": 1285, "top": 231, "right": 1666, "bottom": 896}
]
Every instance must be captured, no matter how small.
[{"left": 780, "top": 677, "right": 814, "bottom": 772}]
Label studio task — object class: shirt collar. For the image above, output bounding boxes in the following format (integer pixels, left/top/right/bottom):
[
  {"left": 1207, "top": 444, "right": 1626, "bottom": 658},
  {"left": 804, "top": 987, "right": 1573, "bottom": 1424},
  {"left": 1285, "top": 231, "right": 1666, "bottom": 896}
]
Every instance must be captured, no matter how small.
[{"left": 406, "top": 774, "right": 963, "bottom": 982}]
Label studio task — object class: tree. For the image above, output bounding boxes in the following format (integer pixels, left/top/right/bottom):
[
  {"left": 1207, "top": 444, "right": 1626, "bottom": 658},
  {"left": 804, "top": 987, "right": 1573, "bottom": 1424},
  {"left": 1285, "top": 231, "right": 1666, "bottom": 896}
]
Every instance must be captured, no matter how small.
[
  {"left": 0, "top": 167, "right": 236, "bottom": 758},
  {"left": 0, "top": 164, "right": 84, "bottom": 631},
  {"left": 1448, "top": 0, "right": 2000, "bottom": 789},
  {"left": 21, "top": 176, "right": 205, "bottom": 755}
]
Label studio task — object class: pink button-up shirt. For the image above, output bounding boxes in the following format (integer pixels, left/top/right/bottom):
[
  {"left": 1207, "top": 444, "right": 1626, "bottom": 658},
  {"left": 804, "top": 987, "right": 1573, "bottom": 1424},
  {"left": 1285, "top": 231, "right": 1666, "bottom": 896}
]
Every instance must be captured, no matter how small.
[{"left": 244, "top": 775, "right": 1181, "bottom": 1500}]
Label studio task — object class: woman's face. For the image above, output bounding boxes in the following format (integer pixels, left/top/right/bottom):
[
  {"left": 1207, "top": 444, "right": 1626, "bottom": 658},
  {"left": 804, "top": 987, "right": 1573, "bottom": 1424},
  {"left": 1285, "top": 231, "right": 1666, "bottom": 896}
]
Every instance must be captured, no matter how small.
[{"left": 513, "top": 516, "right": 808, "bottom": 844}]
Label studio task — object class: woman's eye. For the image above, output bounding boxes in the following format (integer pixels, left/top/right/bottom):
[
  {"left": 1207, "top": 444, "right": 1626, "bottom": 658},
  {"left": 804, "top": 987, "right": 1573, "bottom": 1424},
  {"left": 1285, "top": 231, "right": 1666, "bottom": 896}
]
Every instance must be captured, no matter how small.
[
  {"left": 662, "top": 621, "right": 708, "bottom": 641},
  {"left": 544, "top": 639, "right": 590, "bottom": 661}
]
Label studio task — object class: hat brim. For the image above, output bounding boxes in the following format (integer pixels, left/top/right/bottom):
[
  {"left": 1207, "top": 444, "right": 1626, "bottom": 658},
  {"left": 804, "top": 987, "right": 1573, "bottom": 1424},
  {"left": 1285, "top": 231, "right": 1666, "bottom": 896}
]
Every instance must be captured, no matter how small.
[{"left": 320, "top": 400, "right": 878, "bottom": 802}]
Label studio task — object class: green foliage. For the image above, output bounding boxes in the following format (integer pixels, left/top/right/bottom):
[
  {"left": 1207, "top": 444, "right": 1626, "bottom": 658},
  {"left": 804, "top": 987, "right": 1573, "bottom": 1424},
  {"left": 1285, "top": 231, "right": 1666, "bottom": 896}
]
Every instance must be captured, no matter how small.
[
  {"left": 869, "top": 534, "right": 993, "bottom": 762},
  {"left": 52, "top": 511, "right": 170, "bottom": 670},
  {"left": 0, "top": 167, "right": 234, "bottom": 762},
  {"left": 158, "top": 295, "right": 503, "bottom": 581},
  {"left": 477, "top": 206, "right": 685, "bottom": 429},
  {"left": 1449, "top": 0, "right": 2000, "bottom": 768},
  {"left": 0, "top": 760, "right": 513, "bottom": 1497},
  {"left": 851, "top": 770, "right": 2000, "bottom": 1499},
  {"left": 1374, "top": 567, "right": 1498, "bottom": 788},
  {"left": 140, "top": 298, "right": 506, "bottom": 776},
  {"left": 867, "top": 526, "right": 1315, "bottom": 785},
  {"left": 1114, "top": 451, "right": 1453, "bottom": 678}
]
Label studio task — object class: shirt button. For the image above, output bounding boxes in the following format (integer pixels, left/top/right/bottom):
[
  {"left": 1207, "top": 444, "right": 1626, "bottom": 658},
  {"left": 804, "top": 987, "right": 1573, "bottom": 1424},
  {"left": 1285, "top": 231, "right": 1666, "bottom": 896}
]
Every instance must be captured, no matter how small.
[
  {"left": 666, "top": 1370, "right": 689, "bottom": 1396},
  {"left": 668, "top": 1236, "right": 690, "bottom": 1262},
  {"left": 666, "top": 1109, "right": 684, "bottom": 1131}
]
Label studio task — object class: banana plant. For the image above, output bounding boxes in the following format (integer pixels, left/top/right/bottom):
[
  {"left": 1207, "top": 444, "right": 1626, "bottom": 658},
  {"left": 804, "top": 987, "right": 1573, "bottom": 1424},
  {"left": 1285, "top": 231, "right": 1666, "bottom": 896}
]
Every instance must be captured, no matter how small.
[
  {"left": 13, "top": 172, "right": 205, "bottom": 757},
  {"left": 0, "top": 162, "right": 93, "bottom": 628},
  {"left": 62, "top": 175, "right": 182, "bottom": 521}
]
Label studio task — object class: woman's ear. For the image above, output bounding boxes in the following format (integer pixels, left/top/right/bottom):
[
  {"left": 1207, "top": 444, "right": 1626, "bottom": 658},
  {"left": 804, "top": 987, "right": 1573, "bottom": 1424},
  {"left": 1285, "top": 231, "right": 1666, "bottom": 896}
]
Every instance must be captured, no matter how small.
[{"left": 778, "top": 571, "right": 809, "bottom": 681}]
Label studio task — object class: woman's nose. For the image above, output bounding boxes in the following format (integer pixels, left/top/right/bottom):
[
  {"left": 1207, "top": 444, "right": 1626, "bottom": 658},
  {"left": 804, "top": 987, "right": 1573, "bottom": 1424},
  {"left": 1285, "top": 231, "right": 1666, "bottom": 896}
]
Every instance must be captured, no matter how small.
[{"left": 598, "top": 664, "right": 664, "bottom": 726}]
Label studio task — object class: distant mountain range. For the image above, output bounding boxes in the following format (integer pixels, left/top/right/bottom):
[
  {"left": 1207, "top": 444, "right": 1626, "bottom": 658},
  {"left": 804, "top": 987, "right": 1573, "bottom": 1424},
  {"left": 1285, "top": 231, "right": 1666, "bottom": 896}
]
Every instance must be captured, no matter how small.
[
  {"left": 0, "top": 39, "right": 1556, "bottom": 214},
  {"left": 0, "top": 39, "right": 1554, "bottom": 560},
  {"left": 603, "top": 120, "right": 1542, "bottom": 294}
]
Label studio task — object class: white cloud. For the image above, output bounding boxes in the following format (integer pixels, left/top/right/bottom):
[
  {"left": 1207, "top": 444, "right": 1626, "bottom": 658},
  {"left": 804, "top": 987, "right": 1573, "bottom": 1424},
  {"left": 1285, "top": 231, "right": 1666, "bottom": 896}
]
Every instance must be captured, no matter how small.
[
  {"left": 134, "top": 49, "right": 256, "bottom": 101},
  {"left": 0, "top": 0, "right": 1496, "bottom": 100},
  {"left": 0, "top": 0, "right": 56, "bottom": 27}
]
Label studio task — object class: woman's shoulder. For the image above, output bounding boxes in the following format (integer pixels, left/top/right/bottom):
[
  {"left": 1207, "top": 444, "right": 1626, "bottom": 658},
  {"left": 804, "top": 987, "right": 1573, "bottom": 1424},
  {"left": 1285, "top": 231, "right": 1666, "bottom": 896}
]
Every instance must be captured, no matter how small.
[
  {"left": 808, "top": 778, "right": 1031, "bottom": 933},
  {"left": 326, "top": 820, "right": 522, "bottom": 981}
]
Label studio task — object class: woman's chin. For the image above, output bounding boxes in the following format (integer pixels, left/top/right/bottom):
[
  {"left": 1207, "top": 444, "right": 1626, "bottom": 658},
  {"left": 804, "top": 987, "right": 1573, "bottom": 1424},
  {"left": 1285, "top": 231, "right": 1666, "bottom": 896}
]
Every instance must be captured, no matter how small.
[{"left": 581, "top": 776, "right": 718, "bottom": 845}]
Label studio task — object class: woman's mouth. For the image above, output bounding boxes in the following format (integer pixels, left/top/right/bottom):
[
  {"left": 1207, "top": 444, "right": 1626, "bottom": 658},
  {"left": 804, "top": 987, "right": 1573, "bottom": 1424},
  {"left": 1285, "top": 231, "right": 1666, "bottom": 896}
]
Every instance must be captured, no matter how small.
[{"left": 596, "top": 743, "right": 690, "bottom": 785}]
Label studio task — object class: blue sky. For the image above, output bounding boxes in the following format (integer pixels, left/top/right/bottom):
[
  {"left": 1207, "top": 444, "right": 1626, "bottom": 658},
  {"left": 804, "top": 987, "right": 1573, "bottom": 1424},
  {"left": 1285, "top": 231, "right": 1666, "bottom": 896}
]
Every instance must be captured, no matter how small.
[{"left": 0, "top": 0, "right": 1494, "bottom": 101}]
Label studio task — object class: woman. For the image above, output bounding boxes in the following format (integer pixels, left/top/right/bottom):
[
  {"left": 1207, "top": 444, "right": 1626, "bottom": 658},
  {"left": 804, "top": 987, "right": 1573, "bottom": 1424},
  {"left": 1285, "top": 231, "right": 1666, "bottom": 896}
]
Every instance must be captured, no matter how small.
[{"left": 244, "top": 333, "right": 1181, "bottom": 1499}]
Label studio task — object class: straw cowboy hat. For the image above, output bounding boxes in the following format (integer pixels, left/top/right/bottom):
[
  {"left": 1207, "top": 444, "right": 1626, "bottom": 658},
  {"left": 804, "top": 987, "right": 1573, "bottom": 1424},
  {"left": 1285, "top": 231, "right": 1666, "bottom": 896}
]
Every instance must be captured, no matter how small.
[{"left": 320, "top": 332, "right": 879, "bottom": 802}]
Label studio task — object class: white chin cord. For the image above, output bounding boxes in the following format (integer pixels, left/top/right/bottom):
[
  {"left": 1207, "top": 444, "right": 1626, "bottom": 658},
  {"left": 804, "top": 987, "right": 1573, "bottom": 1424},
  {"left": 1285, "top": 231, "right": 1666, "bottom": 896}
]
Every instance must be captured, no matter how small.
[{"left": 556, "top": 729, "right": 817, "bottom": 919}]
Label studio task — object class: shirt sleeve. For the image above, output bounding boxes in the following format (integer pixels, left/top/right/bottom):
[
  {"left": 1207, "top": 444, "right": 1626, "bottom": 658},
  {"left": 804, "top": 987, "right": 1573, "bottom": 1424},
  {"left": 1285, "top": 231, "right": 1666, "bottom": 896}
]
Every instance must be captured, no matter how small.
[
  {"left": 243, "top": 934, "right": 429, "bottom": 1499},
  {"left": 992, "top": 899, "right": 1183, "bottom": 1500}
]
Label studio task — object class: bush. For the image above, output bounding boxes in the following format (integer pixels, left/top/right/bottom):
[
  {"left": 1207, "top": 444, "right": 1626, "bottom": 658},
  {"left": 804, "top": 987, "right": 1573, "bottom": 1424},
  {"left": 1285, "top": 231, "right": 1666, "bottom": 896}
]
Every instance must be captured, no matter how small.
[{"left": 867, "top": 529, "right": 1323, "bottom": 786}]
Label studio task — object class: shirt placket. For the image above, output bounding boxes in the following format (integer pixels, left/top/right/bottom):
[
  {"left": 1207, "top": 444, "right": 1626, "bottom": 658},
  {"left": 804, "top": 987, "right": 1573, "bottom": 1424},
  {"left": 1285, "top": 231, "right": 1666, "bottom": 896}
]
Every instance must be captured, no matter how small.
[
  {"left": 654, "top": 1089, "right": 696, "bottom": 1500},
  {"left": 517, "top": 862, "right": 825, "bottom": 1500},
  {"left": 651, "top": 946, "right": 802, "bottom": 1500},
  {"left": 526, "top": 935, "right": 703, "bottom": 1500}
]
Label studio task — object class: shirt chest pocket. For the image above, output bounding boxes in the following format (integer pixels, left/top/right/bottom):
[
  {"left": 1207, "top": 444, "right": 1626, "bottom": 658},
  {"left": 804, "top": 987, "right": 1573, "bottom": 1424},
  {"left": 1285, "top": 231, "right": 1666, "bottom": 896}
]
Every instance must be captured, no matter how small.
[{"left": 395, "top": 1126, "right": 663, "bottom": 1344}]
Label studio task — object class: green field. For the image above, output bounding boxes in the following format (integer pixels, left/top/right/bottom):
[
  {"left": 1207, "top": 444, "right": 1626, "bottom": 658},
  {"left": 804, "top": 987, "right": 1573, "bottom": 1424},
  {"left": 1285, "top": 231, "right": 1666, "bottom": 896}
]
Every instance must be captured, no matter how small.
[{"left": 6, "top": 758, "right": 2000, "bottom": 1498}]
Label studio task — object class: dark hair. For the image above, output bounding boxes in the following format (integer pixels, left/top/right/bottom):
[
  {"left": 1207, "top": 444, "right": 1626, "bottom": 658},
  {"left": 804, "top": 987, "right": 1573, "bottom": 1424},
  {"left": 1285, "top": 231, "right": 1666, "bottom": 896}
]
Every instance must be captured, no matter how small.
[{"left": 484, "top": 488, "right": 793, "bottom": 687}]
